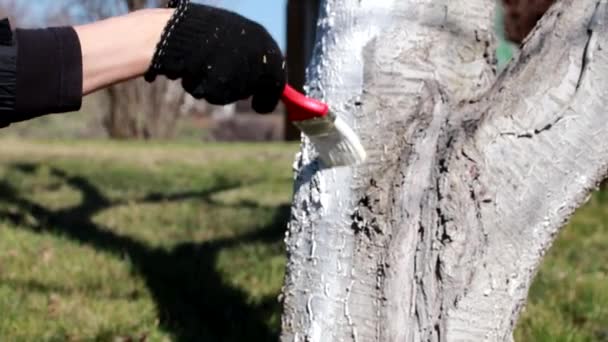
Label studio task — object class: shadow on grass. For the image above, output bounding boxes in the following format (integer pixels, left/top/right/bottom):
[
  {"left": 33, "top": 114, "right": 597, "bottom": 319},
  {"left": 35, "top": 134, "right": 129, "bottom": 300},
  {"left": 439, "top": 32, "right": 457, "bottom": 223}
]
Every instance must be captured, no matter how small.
[{"left": 0, "top": 163, "right": 291, "bottom": 342}]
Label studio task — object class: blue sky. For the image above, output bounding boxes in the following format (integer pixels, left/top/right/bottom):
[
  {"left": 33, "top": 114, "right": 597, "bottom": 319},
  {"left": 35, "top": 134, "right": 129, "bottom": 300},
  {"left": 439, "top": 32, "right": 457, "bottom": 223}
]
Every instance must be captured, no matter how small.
[{"left": 212, "top": 0, "right": 287, "bottom": 51}]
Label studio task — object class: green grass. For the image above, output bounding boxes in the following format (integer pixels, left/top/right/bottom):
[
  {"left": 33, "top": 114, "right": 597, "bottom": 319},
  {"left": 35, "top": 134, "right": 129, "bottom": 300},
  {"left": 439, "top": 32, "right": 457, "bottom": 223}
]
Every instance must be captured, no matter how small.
[
  {"left": 0, "top": 139, "right": 605, "bottom": 341},
  {"left": 515, "top": 191, "right": 608, "bottom": 342},
  {"left": 0, "top": 139, "right": 297, "bottom": 341}
]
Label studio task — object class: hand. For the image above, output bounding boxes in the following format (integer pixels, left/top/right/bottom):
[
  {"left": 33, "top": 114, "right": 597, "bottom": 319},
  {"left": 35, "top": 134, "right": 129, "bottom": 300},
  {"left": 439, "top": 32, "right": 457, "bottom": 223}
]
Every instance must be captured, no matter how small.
[{"left": 145, "top": 2, "right": 286, "bottom": 114}]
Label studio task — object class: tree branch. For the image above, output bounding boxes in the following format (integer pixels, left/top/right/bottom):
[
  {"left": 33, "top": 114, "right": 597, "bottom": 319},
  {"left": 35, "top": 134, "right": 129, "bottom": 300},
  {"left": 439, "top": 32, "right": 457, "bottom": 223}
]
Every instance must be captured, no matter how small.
[{"left": 435, "top": 0, "right": 608, "bottom": 338}]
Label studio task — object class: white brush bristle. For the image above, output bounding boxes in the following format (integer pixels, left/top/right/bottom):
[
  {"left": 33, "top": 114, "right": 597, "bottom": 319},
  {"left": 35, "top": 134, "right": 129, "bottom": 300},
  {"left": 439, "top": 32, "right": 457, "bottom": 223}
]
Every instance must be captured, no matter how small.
[{"left": 300, "top": 115, "right": 367, "bottom": 167}]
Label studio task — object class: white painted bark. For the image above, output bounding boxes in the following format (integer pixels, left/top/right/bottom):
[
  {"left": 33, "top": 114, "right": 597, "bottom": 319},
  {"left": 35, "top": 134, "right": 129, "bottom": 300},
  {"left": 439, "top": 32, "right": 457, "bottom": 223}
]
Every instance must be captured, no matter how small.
[{"left": 281, "top": 0, "right": 608, "bottom": 341}]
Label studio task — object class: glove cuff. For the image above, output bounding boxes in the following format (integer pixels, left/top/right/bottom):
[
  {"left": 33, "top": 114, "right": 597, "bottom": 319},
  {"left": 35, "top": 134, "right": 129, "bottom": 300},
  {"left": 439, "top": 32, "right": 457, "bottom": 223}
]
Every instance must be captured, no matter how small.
[{"left": 144, "top": 0, "right": 191, "bottom": 82}]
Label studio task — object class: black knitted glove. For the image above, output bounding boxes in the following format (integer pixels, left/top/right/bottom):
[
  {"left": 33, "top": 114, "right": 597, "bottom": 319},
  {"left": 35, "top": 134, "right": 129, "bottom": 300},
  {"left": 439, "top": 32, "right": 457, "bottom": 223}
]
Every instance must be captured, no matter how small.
[{"left": 145, "top": 1, "right": 286, "bottom": 114}]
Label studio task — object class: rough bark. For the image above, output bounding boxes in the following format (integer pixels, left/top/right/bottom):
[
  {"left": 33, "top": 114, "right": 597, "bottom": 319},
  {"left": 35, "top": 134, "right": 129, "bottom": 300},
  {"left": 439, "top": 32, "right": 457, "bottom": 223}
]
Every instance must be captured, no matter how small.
[{"left": 281, "top": 0, "right": 608, "bottom": 341}]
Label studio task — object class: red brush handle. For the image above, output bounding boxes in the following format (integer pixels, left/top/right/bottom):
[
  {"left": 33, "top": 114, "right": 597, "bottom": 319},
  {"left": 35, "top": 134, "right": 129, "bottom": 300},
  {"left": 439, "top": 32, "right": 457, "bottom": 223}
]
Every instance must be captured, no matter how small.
[{"left": 282, "top": 85, "right": 329, "bottom": 122}]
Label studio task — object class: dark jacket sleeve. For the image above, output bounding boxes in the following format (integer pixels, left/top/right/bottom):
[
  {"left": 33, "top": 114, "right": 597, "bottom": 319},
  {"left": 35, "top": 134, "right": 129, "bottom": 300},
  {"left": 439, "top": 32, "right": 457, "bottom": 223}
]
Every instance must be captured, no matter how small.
[
  {"left": 0, "top": 19, "right": 16, "bottom": 128},
  {"left": 0, "top": 18, "right": 83, "bottom": 128}
]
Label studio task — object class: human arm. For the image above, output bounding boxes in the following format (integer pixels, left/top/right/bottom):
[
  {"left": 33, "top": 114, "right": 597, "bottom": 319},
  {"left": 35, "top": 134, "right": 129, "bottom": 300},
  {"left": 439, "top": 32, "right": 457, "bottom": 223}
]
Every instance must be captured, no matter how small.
[
  {"left": 0, "top": 2, "right": 285, "bottom": 128},
  {"left": 0, "top": 9, "right": 174, "bottom": 127},
  {"left": 71, "top": 1, "right": 287, "bottom": 110},
  {"left": 74, "top": 8, "right": 174, "bottom": 96}
]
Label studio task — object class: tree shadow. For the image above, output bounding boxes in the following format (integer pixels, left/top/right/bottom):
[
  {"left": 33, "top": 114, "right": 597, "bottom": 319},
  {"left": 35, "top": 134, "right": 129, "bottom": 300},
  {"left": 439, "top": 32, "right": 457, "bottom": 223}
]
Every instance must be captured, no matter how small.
[{"left": 0, "top": 162, "right": 291, "bottom": 341}]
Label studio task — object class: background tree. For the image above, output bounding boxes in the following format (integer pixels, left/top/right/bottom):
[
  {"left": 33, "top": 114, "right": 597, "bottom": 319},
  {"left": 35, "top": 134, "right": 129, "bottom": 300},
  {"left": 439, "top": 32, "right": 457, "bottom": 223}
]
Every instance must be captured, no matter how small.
[
  {"left": 281, "top": 0, "right": 608, "bottom": 340},
  {"left": 76, "top": 0, "right": 196, "bottom": 139}
]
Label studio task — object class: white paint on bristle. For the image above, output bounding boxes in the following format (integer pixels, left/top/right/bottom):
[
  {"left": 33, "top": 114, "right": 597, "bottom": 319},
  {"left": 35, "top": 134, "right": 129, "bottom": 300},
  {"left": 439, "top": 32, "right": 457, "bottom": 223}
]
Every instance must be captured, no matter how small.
[
  {"left": 325, "top": 116, "right": 367, "bottom": 167},
  {"left": 299, "top": 115, "right": 367, "bottom": 167}
]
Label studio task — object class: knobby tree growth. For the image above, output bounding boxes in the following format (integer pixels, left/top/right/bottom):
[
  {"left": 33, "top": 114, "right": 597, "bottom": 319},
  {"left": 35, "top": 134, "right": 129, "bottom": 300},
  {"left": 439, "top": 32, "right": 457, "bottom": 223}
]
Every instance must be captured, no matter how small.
[{"left": 281, "top": 0, "right": 608, "bottom": 340}]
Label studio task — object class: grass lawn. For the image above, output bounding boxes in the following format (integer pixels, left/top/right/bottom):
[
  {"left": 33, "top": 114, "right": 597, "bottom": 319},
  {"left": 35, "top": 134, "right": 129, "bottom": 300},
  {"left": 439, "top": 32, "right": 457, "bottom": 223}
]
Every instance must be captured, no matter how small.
[
  {"left": 0, "top": 139, "right": 297, "bottom": 341},
  {"left": 0, "top": 139, "right": 605, "bottom": 341},
  {"left": 515, "top": 190, "right": 608, "bottom": 342}
]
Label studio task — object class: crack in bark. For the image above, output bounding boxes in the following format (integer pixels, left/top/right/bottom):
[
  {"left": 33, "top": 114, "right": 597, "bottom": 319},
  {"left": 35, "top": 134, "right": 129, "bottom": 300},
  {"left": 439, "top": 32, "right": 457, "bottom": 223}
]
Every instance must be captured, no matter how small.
[
  {"left": 500, "top": 115, "right": 564, "bottom": 139},
  {"left": 576, "top": 31, "right": 594, "bottom": 90},
  {"left": 344, "top": 280, "right": 358, "bottom": 342},
  {"left": 576, "top": 1, "right": 601, "bottom": 90}
]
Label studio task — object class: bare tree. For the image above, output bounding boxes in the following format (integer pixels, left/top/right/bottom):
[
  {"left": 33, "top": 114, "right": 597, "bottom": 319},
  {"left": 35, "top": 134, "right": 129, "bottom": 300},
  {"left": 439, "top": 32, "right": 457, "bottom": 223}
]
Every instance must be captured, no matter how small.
[
  {"left": 281, "top": 0, "right": 608, "bottom": 340},
  {"left": 97, "top": 0, "right": 225, "bottom": 139},
  {"left": 75, "top": 0, "right": 190, "bottom": 139},
  {"left": 103, "top": 76, "right": 192, "bottom": 139}
]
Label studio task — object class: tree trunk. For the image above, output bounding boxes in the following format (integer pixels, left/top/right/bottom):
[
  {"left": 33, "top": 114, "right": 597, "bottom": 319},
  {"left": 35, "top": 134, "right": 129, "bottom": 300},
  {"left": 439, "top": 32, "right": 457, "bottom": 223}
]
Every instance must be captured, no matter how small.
[
  {"left": 104, "top": 77, "right": 189, "bottom": 139},
  {"left": 281, "top": 0, "right": 608, "bottom": 341},
  {"left": 102, "top": 0, "right": 187, "bottom": 140}
]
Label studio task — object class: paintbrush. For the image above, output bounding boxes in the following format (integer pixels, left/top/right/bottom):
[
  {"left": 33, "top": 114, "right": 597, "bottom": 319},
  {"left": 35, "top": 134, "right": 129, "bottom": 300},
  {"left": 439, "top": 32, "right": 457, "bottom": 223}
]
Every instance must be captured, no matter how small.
[{"left": 282, "top": 85, "right": 367, "bottom": 167}]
